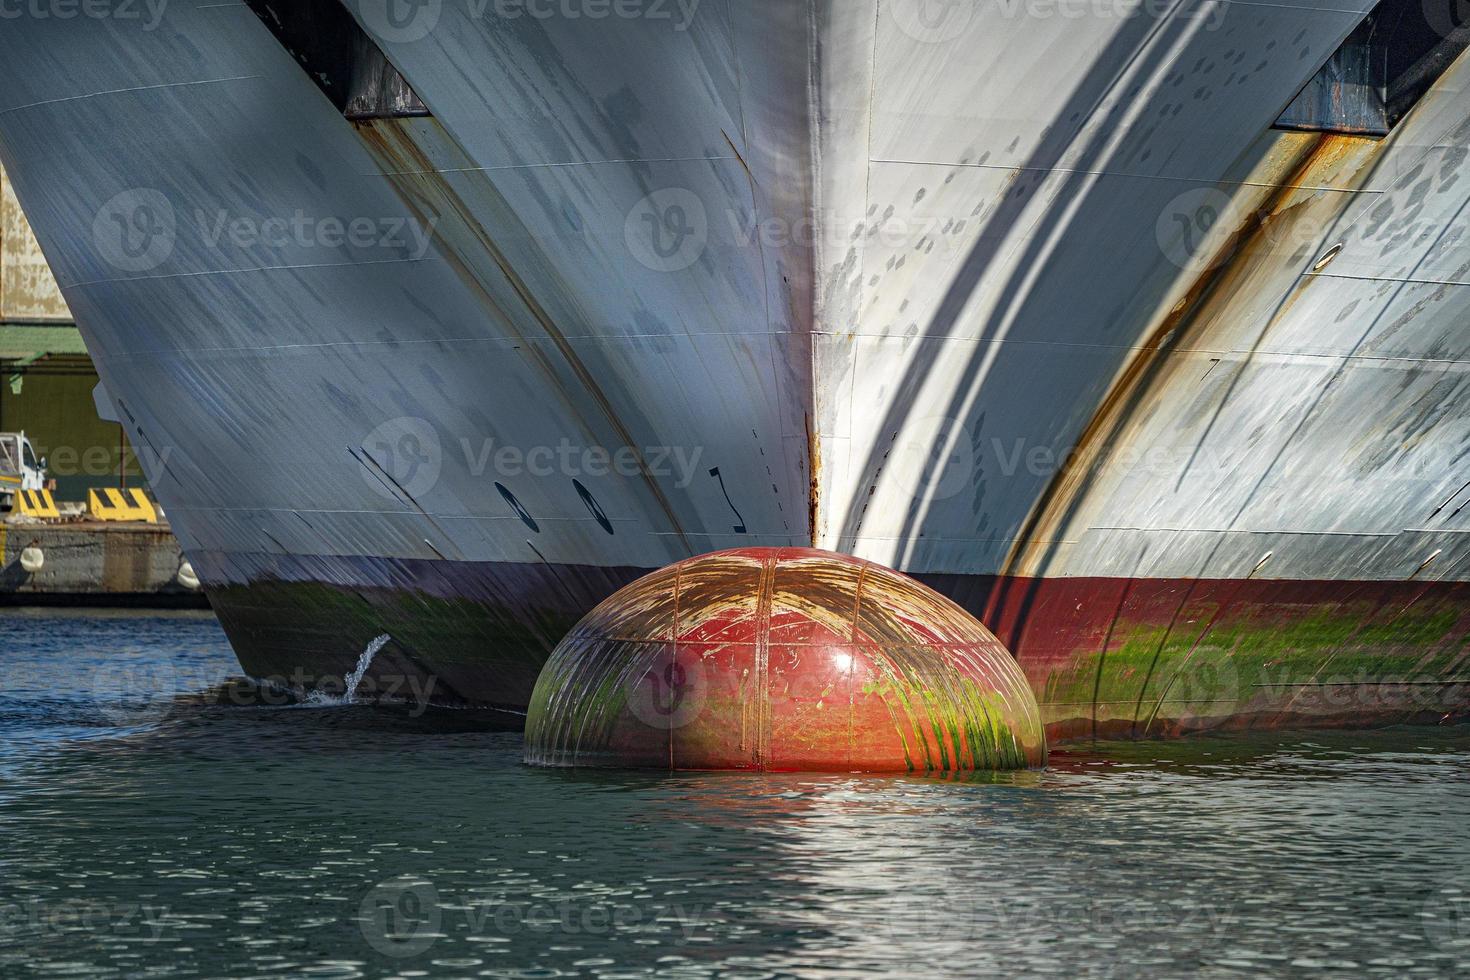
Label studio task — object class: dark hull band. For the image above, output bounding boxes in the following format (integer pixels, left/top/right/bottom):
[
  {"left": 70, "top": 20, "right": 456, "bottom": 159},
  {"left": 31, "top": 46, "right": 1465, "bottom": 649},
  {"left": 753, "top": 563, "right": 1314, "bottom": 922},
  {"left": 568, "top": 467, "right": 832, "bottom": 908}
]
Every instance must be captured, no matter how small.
[{"left": 200, "top": 552, "right": 1470, "bottom": 740}]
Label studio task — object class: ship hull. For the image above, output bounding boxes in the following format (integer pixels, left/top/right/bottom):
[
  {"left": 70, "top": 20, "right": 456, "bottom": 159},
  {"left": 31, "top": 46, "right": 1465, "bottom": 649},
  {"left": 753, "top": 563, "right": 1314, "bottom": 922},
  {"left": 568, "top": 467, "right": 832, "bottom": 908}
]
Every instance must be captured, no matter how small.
[
  {"left": 2, "top": 1, "right": 1469, "bottom": 739},
  {"left": 203, "top": 551, "right": 1470, "bottom": 739}
]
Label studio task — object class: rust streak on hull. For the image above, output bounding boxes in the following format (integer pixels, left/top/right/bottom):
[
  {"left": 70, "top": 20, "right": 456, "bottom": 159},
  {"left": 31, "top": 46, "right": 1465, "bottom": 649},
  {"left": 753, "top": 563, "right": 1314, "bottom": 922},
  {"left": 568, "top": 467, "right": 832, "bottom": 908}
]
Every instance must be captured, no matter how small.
[{"left": 997, "top": 133, "right": 1374, "bottom": 581}]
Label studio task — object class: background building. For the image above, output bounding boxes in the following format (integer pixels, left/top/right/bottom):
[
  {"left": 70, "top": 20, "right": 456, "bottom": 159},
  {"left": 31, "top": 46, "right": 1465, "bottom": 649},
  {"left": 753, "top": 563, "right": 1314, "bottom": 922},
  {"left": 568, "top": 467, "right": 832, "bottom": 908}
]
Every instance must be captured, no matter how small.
[{"left": 0, "top": 164, "right": 137, "bottom": 502}]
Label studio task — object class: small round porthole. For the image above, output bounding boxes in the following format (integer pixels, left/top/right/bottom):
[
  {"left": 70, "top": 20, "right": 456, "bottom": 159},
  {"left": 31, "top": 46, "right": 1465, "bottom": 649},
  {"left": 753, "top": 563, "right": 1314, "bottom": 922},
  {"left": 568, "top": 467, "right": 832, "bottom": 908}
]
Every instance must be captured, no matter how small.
[{"left": 1313, "top": 242, "right": 1344, "bottom": 272}]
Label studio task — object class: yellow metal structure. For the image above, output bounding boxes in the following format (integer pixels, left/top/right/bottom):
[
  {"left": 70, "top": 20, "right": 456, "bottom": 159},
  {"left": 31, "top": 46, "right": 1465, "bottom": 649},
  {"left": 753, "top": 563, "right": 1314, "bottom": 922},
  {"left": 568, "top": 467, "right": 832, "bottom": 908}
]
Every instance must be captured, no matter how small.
[
  {"left": 13, "top": 488, "right": 58, "bottom": 519},
  {"left": 87, "top": 488, "right": 156, "bottom": 523}
]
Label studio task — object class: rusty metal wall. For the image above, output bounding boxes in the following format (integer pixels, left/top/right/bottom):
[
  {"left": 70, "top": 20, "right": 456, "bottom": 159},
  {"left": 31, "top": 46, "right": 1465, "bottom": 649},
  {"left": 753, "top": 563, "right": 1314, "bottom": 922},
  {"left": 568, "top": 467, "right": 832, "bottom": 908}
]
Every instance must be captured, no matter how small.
[{"left": 0, "top": 164, "right": 71, "bottom": 323}]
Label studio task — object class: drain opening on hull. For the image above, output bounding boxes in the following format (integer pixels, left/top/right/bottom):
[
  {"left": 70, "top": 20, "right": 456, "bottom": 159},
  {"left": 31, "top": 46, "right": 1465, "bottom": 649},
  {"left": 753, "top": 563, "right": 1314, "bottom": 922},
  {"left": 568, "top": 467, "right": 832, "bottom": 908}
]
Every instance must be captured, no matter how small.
[
  {"left": 243, "top": 0, "right": 429, "bottom": 119},
  {"left": 1275, "top": 0, "right": 1470, "bottom": 136}
]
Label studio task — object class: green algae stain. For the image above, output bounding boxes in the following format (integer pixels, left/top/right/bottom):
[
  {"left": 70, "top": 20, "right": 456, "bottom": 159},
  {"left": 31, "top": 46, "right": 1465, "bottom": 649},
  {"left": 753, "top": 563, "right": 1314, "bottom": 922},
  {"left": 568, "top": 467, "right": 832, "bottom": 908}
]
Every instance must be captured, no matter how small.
[{"left": 1041, "top": 601, "right": 1470, "bottom": 734}]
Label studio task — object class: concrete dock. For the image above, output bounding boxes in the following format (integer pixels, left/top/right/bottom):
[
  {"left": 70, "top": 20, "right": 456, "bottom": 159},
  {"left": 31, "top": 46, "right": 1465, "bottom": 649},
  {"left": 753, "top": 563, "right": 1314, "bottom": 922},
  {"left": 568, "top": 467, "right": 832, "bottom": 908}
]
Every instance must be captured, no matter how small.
[{"left": 1, "top": 519, "right": 206, "bottom": 606}]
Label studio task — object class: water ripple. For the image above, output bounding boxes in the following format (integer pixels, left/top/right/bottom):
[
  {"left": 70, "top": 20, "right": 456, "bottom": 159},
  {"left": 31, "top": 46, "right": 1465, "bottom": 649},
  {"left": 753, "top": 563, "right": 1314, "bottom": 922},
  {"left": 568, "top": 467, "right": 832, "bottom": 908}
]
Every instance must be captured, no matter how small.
[{"left": 1, "top": 610, "right": 1468, "bottom": 977}]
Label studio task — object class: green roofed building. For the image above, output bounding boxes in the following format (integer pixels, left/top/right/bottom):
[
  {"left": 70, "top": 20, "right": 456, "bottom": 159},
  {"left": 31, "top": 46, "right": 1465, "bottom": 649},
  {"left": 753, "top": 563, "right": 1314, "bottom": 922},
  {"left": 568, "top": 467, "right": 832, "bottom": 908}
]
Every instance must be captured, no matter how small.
[{"left": 1, "top": 165, "right": 139, "bottom": 503}]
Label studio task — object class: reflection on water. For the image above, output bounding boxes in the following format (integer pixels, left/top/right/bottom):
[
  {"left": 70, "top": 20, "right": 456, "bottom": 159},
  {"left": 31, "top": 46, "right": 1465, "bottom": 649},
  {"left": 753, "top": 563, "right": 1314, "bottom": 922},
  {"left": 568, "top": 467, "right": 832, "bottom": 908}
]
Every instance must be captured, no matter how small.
[{"left": 1, "top": 609, "right": 1468, "bottom": 977}]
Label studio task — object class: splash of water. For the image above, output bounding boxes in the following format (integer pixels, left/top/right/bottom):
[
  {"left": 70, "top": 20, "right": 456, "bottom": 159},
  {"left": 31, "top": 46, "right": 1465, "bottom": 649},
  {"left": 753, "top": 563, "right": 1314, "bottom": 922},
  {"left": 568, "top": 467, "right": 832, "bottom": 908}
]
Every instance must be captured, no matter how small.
[
  {"left": 344, "top": 634, "right": 391, "bottom": 704},
  {"left": 301, "top": 634, "right": 391, "bottom": 707}
]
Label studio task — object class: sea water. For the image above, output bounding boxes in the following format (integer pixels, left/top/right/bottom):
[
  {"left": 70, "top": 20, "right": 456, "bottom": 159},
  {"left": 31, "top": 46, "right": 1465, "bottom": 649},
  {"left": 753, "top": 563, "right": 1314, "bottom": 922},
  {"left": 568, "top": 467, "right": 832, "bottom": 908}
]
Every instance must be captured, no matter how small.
[{"left": 2, "top": 608, "right": 1468, "bottom": 977}]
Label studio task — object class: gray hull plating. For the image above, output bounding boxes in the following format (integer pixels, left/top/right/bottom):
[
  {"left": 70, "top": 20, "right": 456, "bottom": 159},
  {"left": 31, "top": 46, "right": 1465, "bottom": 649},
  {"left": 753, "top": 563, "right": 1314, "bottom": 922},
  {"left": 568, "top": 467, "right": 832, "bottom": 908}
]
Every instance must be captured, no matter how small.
[{"left": 1, "top": 2, "right": 1468, "bottom": 728}]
